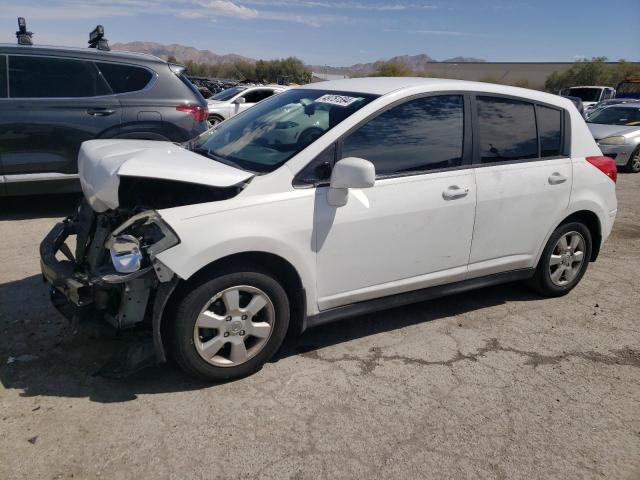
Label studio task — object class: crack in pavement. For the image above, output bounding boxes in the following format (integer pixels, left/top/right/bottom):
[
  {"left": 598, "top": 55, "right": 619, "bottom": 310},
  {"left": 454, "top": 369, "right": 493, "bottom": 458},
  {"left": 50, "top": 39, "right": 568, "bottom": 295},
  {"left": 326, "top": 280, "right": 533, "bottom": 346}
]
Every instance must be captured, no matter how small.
[{"left": 299, "top": 338, "right": 640, "bottom": 375}]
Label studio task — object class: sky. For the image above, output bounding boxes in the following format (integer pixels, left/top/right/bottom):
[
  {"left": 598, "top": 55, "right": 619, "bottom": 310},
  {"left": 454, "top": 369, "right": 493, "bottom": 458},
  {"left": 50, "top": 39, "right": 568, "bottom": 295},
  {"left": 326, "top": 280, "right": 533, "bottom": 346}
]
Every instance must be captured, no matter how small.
[{"left": 1, "top": 0, "right": 638, "bottom": 66}]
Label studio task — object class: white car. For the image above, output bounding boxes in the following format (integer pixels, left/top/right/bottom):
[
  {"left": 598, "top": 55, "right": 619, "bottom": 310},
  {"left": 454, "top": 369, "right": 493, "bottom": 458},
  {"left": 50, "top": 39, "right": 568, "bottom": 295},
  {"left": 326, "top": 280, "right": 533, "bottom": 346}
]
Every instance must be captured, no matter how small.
[
  {"left": 206, "top": 84, "right": 287, "bottom": 126},
  {"left": 41, "top": 78, "right": 618, "bottom": 381},
  {"left": 560, "top": 85, "right": 616, "bottom": 112}
]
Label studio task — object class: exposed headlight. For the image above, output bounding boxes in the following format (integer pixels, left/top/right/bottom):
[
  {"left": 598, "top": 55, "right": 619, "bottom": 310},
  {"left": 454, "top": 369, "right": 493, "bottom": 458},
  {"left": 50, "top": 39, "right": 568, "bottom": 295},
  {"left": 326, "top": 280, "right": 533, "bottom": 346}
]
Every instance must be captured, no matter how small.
[
  {"left": 105, "top": 211, "right": 179, "bottom": 274},
  {"left": 107, "top": 234, "right": 143, "bottom": 273},
  {"left": 598, "top": 136, "right": 626, "bottom": 145}
]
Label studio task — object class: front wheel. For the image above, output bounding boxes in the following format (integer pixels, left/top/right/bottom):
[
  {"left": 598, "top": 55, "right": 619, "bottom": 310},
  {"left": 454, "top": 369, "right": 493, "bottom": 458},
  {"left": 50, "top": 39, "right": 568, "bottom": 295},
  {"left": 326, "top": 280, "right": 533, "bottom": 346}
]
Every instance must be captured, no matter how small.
[
  {"left": 529, "top": 222, "right": 592, "bottom": 297},
  {"left": 171, "top": 269, "right": 290, "bottom": 381},
  {"left": 623, "top": 146, "right": 640, "bottom": 173}
]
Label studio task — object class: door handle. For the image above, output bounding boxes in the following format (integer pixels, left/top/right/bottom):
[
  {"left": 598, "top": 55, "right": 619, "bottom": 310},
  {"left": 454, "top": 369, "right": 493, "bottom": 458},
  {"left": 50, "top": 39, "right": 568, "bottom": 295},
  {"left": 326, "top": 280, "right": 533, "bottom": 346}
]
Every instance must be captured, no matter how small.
[
  {"left": 548, "top": 172, "right": 567, "bottom": 185},
  {"left": 442, "top": 185, "right": 469, "bottom": 200},
  {"left": 86, "top": 108, "right": 115, "bottom": 117}
]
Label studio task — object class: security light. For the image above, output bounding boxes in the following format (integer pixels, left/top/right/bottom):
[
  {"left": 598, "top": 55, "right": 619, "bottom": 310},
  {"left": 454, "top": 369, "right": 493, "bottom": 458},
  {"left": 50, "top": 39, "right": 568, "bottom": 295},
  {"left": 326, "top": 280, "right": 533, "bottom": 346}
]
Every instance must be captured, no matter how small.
[
  {"left": 88, "top": 25, "right": 110, "bottom": 51},
  {"left": 16, "top": 17, "right": 33, "bottom": 45}
]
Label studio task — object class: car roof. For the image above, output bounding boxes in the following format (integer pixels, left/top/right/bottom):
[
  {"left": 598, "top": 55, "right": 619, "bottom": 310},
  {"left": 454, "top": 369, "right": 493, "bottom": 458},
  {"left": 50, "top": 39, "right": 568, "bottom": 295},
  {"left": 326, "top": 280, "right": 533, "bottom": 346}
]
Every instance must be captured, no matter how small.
[
  {"left": 297, "top": 77, "right": 571, "bottom": 107},
  {"left": 0, "top": 43, "right": 165, "bottom": 64},
  {"left": 567, "top": 85, "right": 610, "bottom": 89}
]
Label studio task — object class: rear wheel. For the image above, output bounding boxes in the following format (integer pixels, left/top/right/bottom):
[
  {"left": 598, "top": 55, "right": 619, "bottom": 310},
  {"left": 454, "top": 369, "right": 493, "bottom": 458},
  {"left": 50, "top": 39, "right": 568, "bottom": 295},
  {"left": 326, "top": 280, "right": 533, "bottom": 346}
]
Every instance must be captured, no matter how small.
[
  {"left": 171, "top": 269, "right": 290, "bottom": 381},
  {"left": 529, "top": 222, "right": 592, "bottom": 297},
  {"left": 623, "top": 146, "right": 640, "bottom": 173}
]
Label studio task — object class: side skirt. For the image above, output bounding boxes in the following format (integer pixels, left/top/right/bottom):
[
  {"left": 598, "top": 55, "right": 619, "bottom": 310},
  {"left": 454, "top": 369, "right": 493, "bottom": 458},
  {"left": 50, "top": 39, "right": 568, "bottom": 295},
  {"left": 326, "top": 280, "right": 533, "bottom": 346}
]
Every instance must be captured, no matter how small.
[{"left": 303, "top": 268, "right": 535, "bottom": 331}]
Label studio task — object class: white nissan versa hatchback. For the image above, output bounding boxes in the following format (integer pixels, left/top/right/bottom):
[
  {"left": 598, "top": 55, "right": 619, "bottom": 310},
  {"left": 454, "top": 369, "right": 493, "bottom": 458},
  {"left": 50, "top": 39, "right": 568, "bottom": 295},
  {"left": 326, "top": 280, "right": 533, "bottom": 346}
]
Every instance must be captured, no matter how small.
[{"left": 40, "top": 78, "right": 618, "bottom": 381}]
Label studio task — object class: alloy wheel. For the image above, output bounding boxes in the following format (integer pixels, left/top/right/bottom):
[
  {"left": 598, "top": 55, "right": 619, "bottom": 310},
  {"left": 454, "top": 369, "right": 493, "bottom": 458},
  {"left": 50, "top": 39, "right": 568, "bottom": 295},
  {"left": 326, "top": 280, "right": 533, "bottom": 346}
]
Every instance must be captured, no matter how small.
[
  {"left": 193, "top": 285, "right": 275, "bottom": 367},
  {"left": 631, "top": 151, "right": 640, "bottom": 173},
  {"left": 548, "top": 231, "right": 586, "bottom": 286}
]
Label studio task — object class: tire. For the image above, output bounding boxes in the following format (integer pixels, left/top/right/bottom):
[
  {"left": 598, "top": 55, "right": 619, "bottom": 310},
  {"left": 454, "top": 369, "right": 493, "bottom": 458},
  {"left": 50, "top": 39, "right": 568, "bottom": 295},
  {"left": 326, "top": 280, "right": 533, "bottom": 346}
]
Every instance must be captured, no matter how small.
[
  {"left": 623, "top": 146, "right": 640, "bottom": 173},
  {"left": 528, "top": 221, "right": 592, "bottom": 297},
  {"left": 207, "top": 115, "right": 224, "bottom": 128},
  {"left": 171, "top": 268, "right": 290, "bottom": 381}
]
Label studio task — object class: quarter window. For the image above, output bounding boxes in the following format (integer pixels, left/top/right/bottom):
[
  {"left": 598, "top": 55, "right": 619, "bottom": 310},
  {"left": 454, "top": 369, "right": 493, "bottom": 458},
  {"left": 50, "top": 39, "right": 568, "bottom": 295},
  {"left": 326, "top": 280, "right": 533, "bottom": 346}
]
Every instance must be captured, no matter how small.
[
  {"left": 9, "top": 56, "right": 111, "bottom": 98},
  {"left": 96, "top": 62, "right": 153, "bottom": 94},
  {"left": 342, "top": 95, "right": 465, "bottom": 176},
  {"left": 477, "top": 96, "right": 538, "bottom": 163},
  {"left": 0, "top": 55, "right": 7, "bottom": 98},
  {"left": 537, "top": 105, "right": 562, "bottom": 157}
]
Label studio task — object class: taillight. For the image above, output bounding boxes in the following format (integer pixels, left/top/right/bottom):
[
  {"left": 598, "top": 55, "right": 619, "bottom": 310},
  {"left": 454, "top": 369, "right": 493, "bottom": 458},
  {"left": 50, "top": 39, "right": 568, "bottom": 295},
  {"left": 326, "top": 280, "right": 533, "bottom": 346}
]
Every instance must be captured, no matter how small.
[
  {"left": 176, "top": 104, "right": 208, "bottom": 123},
  {"left": 586, "top": 156, "right": 617, "bottom": 183}
]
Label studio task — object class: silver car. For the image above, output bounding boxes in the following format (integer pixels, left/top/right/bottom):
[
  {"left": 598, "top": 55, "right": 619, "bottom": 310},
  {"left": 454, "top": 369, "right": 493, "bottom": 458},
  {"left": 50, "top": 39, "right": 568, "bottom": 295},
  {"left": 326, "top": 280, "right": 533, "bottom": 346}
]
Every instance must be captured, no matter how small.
[{"left": 587, "top": 103, "right": 640, "bottom": 173}]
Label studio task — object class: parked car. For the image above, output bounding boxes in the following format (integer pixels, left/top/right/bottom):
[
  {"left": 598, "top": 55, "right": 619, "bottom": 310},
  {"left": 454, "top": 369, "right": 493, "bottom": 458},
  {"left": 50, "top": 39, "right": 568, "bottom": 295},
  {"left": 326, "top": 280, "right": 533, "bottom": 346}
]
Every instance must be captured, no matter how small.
[
  {"left": 0, "top": 39, "right": 208, "bottom": 196},
  {"left": 206, "top": 85, "right": 287, "bottom": 126},
  {"left": 41, "top": 78, "right": 617, "bottom": 381},
  {"left": 559, "top": 86, "right": 616, "bottom": 114},
  {"left": 585, "top": 98, "right": 640, "bottom": 120},
  {"left": 587, "top": 104, "right": 640, "bottom": 172},
  {"left": 562, "top": 95, "right": 585, "bottom": 117},
  {"left": 615, "top": 77, "right": 640, "bottom": 99}
]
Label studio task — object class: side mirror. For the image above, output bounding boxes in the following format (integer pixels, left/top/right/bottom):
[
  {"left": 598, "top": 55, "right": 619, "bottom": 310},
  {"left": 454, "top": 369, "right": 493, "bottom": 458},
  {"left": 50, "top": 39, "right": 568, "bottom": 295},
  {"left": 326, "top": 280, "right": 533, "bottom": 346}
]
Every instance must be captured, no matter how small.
[
  {"left": 233, "top": 97, "right": 246, "bottom": 104},
  {"left": 327, "top": 157, "right": 375, "bottom": 207}
]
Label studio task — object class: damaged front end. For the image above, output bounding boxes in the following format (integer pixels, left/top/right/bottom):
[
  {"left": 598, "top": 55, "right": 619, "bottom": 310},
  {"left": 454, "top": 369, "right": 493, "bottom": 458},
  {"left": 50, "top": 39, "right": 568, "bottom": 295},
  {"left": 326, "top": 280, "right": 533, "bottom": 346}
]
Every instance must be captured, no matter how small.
[{"left": 40, "top": 201, "right": 180, "bottom": 364}]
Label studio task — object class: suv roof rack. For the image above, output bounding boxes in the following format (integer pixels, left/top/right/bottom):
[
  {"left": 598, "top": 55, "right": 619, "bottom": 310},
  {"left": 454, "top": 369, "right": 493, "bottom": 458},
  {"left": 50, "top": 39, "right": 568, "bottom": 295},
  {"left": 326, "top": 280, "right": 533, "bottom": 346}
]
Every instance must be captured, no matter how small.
[
  {"left": 88, "top": 25, "right": 110, "bottom": 51},
  {"left": 16, "top": 17, "right": 33, "bottom": 46}
]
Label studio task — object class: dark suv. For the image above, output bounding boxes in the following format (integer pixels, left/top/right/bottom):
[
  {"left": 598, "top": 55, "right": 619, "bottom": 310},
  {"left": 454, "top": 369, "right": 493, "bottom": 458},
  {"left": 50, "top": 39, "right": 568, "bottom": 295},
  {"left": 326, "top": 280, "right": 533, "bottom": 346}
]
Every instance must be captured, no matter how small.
[{"left": 0, "top": 44, "right": 208, "bottom": 196}]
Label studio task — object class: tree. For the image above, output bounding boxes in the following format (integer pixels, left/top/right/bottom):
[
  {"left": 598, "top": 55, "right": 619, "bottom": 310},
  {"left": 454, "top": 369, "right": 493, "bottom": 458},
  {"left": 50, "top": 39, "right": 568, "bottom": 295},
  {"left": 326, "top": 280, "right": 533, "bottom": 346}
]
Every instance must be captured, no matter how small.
[
  {"left": 372, "top": 60, "right": 411, "bottom": 77},
  {"left": 544, "top": 57, "right": 640, "bottom": 92}
]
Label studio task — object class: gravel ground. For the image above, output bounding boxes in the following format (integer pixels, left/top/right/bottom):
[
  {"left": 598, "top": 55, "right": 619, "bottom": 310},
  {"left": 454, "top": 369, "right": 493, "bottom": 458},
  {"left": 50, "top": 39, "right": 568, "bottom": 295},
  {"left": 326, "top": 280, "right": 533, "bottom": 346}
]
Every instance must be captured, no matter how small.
[{"left": 1, "top": 175, "right": 639, "bottom": 480}]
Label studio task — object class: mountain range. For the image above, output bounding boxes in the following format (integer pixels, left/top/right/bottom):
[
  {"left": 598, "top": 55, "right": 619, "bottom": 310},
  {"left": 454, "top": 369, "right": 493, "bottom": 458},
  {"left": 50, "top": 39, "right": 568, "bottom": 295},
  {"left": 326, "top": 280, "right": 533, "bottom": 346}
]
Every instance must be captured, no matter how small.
[{"left": 111, "top": 42, "right": 485, "bottom": 76}]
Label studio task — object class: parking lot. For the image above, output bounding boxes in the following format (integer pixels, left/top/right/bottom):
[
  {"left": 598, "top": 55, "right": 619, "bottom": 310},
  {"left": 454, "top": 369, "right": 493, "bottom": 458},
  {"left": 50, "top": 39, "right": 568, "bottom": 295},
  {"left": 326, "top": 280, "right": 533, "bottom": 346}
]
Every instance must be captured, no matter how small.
[{"left": 0, "top": 173, "right": 638, "bottom": 479}]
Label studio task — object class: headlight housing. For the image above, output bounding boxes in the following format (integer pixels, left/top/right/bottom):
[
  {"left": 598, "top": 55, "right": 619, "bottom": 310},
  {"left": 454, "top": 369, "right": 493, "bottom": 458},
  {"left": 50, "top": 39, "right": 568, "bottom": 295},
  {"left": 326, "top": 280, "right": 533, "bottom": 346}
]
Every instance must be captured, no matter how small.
[
  {"left": 598, "top": 135, "right": 626, "bottom": 145},
  {"left": 105, "top": 211, "right": 180, "bottom": 274}
]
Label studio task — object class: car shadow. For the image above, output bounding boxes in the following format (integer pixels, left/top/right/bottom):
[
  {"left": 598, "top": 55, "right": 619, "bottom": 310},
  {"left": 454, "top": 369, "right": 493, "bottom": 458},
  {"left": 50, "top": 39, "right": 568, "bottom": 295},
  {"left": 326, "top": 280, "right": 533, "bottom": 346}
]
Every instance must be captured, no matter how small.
[
  {"left": 0, "top": 271, "right": 541, "bottom": 403},
  {"left": 0, "top": 193, "right": 81, "bottom": 221}
]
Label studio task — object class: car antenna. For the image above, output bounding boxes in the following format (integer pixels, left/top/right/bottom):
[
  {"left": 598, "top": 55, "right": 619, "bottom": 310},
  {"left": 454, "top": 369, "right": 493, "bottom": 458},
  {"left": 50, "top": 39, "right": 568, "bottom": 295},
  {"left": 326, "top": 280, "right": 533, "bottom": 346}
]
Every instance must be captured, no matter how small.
[
  {"left": 16, "top": 17, "right": 33, "bottom": 45},
  {"left": 88, "top": 25, "right": 110, "bottom": 51}
]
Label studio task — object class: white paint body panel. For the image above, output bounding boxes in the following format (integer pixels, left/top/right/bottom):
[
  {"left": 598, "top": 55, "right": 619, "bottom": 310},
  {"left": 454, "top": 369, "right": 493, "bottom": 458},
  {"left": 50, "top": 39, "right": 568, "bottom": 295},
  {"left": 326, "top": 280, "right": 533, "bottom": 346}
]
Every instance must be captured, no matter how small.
[
  {"left": 314, "top": 170, "right": 476, "bottom": 309},
  {"left": 77, "top": 78, "right": 616, "bottom": 316},
  {"left": 468, "top": 158, "right": 573, "bottom": 276},
  {"left": 78, "top": 139, "right": 253, "bottom": 212}
]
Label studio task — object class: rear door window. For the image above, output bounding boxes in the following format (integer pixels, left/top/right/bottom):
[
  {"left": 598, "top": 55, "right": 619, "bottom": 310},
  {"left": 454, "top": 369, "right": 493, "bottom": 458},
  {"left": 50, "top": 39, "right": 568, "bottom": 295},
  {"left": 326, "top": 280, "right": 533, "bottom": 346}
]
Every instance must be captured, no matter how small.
[
  {"left": 476, "top": 96, "right": 538, "bottom": 163},
  {"left": 537, "top": 105, "right": 562, "bottom": 157},
  {"left": 342, "top": 94, "right": 465, "bottom": 176},
  {"left": 0, "top": 55, "right": 7, "bottom": 98},
  {"left": 9, "top": 56, "right": 111, "bottom": 98},
  {"left": 96, "top": 62, "right": 153, "bottom": 94}
]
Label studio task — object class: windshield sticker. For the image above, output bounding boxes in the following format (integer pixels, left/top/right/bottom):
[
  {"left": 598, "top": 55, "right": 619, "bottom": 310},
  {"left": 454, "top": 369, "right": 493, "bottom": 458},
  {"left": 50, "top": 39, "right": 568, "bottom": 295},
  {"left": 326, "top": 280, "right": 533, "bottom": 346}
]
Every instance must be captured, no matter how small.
[{"left": 315, "top": 94, "right": 360, "bottom": 107}]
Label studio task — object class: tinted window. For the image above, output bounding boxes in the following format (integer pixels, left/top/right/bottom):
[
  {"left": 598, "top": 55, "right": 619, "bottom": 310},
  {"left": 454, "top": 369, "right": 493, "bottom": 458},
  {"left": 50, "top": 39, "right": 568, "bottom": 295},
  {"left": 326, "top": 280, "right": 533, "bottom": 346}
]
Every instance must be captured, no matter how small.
[
  {"left": 96, "top": 62, "right": 153, "bottom": 94},
  {"left": 342, "top": 95, "right": 464, "bottom": 176},
  {"left": 211, "top": 86, "right": 246, "bottom": 101},
  {"left": 243, "top": 89, "right": 275, "bottom": 103},
  {"left": 567, "top": 87, "right": 602, "bottom": 102},
  {"left": 477, "top": 96, "right": 538, "bottom": 163},
  {"left": 9, "top": 56, "right": 110, "bottom": 98},
  {"left": 0, "top": 55, "right": 6, "bottom": 98},
  {"left": 537, "top": 105, "right": 562, "bottom": 157},
  {"left": 296, "top": 143, "right": 336, "bottom": 185}
]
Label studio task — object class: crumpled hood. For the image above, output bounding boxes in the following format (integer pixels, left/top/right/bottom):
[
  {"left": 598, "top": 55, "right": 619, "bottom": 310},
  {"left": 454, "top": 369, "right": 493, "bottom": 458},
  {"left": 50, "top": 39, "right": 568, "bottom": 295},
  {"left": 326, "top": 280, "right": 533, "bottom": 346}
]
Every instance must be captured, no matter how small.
[
  {"left": 78, "top": 139, "right": 253, "bottom": 212},
  {"left": 587, "top": 123, "right": 640, "bottom": 140}
]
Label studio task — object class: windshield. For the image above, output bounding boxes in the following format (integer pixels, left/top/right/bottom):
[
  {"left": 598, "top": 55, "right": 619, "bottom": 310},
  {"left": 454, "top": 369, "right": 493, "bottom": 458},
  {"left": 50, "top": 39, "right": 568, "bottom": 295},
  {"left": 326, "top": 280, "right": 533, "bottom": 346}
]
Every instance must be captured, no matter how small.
[
  {"left": 587, "top": 106, "right": 640, "bottom": 126},
  {"left": 211, "top": 86, "right": 246, "bottom": 101},
  {"left": 567, "top": 87, "right": 602, "bottom": 102},
  {"left": 190, "top": 89, "right": 378, "bottom": 173}
]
